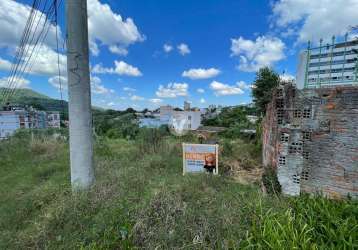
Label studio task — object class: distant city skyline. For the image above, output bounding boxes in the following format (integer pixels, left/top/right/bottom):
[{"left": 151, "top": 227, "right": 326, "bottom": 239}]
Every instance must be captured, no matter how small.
[{"left": 0, "top": 0, "right": 358, "bottom": 110}]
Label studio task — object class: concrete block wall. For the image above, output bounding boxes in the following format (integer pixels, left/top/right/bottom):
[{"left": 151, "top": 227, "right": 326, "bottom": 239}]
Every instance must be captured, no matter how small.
[{"left": 263, "top": 84, "right": 358, "bottom": 199}]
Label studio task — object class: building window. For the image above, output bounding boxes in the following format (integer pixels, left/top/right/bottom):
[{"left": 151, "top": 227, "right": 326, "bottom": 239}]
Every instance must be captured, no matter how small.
[
  {"left": 293, "top": 110, "right": 302, "bottom": 118},
  {"left": 276, "top": 99, "right": 284, "bottom": 109},
  {"left": 277, "top": 109, "right": 284, "bottom": 125},
  {"left": 277, "top": 89, "right": 283, "bottom": 98},
  {"left": 279, "top": 156, "right": 286, "bottom": 166},
  {"left": 289, "top": 141, "right": 303, "bottom": 154},
  {"left": 302, "top": 151, "right": 310, "bottom": 160},
  {"left": 301, "top": 170, "right": 309, "bottom": 181},
  {"left": 188, "top": 124, "right": 191, "bottom": 129},
  {"left": 303, "top": 109, "right": 311, "bottom": 118},
  {"left": 292, "top": 174, "right": 300, "bottom": 184},
  {"left": 188, "top": 115, "right": 191, "bottom": 120},
  {"left": 302, "top": 131, "right": 311, "bottom": 141},
  {"left": 280, "top": 132, "right": 289, "bottom": 143}
]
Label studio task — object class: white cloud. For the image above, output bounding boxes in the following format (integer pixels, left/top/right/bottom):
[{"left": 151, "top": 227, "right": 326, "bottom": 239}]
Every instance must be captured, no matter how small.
[
  {"left": 109, "top": 45, "right": 128, "bottom": 56},
  {"left": 107, "top": 102, "right": 115, "bottom": 107},
  {"left": 114, "top": 61, "right": 142, "bottom": 76},
  {"left": 87, "top": 0, "right": 144, "bottom": 55},
  {"left": 272, "top": 0, "right": 358, "bottom": 43},
  {"left": 91, "top": 76, "right": 114, "bottom": 95},
  {"left": 197, "top": 88, "right": 205, "bottom": 93},
  {"left": 231, "top": 36, "right": 285, "bottom": 72},
  {"left": 156, "top": 82, "right": 189, "bottom": 98},
  {"left": 92, "top": 63, "right": 111, "bottom": 74},
  {"left": 149, "top": 98, "right": 163, "bottom": 104},
  {"left": 48, "top": 76, "right": 68, "bottom": 90},
  {"left": 28, "top": 45, "right": 67, "bottom": 76},
  {"left": 200, "top": 98, "right": 206, "bottom": 104},
  {"left": 177, "top": 43, "right": 191, "bottom": 56},
  {"left": 236, "top": 81, "right": 252, "bottom": 90},
  {"left": 163, "top": 44, "right": 173, "bottom": 53},
  {"left": 123, "top": 87, "right": 136, "bottom": 92},
  {"left": 0, "top": 45, "right": 67, "bottom": 77},
  {"left": 0, "top": 0, "right": 61, "bottom": 50},
  {"left": 0, "top": 57, "right": 12, "bottom": 71},
  {"left": 210, "top": 80, "right": 244, "bottom": 96},
  {"left": 48, "top": 75, "right": 114, "bottom": 95},
  {"left": 182, "top": 68, "right": 221, "bottom": 80},
  {"left": 280, "top": 73, "right": 295, "bottom": 82},
  {"left": 0, "top": 0, "right": 67, "bottom": 77},
  {"left": 130, "top": 95, "right": 144, "bottom": 101},
  {"left": 92, "top": 61, "right": 142, "bottom": 77},
  {"left": 0, "top": 76, "right": 29, "bottom": 89}
]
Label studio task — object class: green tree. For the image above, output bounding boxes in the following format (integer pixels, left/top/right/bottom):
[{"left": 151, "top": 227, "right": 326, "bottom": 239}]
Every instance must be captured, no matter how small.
[{"left": 252, "top": 67, "right": 280, "bottom": 115}]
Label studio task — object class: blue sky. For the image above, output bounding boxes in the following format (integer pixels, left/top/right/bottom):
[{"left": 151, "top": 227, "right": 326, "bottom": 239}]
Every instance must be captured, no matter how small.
[{"left": 0, "top": 0, "right": 357, "bottom": 110}]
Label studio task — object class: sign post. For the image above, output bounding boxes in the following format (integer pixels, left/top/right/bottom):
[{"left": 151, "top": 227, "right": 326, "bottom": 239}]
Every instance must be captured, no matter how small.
[{"left": 183, "top": 143, "right": 219, "bottom": 175}]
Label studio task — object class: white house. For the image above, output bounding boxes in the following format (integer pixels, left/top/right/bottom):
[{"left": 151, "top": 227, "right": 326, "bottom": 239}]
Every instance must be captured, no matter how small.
[
  {"left": 170, "top": 110, "right": 202, "bottom": 131},
  {"left": 159, "top": 102, "right": 202, "bottom": 131},
  {"left": 47, "top": 111, "right": 61, "bottom": 128},
  {"left": 0, "top": 108, "right": 60, "bottom": 139}
]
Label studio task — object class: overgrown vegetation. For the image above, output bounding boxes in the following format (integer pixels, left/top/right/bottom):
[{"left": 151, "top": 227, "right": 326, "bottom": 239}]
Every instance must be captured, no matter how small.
[
  {"left": 251, "top": 67, "right": 281, "bottom": 115},
  {"left": 202, "top": 105, "right": 258, "bottom": 140},
  {"left": 0, "top": 130, "right": 357, "bottom": 249}
]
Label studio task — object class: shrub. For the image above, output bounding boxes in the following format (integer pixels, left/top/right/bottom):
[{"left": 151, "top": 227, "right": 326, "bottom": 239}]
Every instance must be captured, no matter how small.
[{"left": 262, "top": 167, "right": 281, "bottom": 195}]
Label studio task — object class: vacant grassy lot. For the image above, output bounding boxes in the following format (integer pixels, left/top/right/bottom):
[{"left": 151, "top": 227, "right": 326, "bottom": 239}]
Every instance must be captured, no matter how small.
[{"left": 0, "top": 131, "right": 357, "bottom": 249}]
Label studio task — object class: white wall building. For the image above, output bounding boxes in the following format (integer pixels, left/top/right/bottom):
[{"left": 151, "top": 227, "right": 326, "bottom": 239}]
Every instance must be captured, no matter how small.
[
  {"left": 170, "top": 111, "right": 202, "bottom": 130},
  {"left": 296, "top": 38, "right": 358, "bottom": 89},
  {"left": 0, "top": 108, "right": 60, "bottom": 139},
  {"left": 47, "top": 111, "right": 61, "bottom": 128},
  {"left": 159, "top": 103, "right": 202, "bottom": 131},
  {"left": 159, "top": 105, "right": 174, "bottom": 123}
]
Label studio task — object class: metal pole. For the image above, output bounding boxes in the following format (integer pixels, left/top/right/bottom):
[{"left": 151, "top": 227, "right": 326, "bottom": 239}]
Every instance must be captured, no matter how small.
[
  {"left": 328, "top": 36, "right": 336, "bottom": 86},
  {"left": 66, "top": 0, "right": 94, "bottom": 190},
  {"left": 304, "top": 41, "right": 311, "bottom": 88},
  {"left": 317, "top": 39, "right": 323, "bottom": 88},
  {"left": 341, "top": 33, "right": 348, "bottom": 83}
]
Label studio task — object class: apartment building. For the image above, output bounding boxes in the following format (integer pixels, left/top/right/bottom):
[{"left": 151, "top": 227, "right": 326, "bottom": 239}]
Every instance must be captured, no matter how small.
[
  {"left": 0, "top": 107, "right": 60, "bottom": 139},
  {"left": 296, "top": 37, "right": 358, "bottom": 89}
]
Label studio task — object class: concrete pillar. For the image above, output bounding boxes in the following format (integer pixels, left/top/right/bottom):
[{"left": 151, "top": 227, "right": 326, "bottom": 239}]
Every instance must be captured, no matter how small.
[{"left": 66, "top": 0, "right": 94, "bottom": 190}]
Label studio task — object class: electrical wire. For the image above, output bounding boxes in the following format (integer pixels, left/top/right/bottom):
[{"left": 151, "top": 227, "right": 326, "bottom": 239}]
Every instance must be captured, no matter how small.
[
  {"left": 0, "top": 0, "right": 40, "bottom": 102},
  {"left": 1, "top": 0, "right": 64, "bottom": 105},
  {"left": 54, "top": 0, "right": 66, "bottom": 121}
]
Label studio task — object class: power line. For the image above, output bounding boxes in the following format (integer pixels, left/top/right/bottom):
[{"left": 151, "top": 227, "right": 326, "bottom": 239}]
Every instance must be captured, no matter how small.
[
  {"left": 54, "top": 0, "right": 65, "bottom": 120},
  {"left": 4, "top": 0, "right": 51, "bottom": 101},
  {"left": 0, "top": 0, "right": 40, "bottom": 102},
  {"left": 1, "top": 0, "right": 64, "bottom": 105}
]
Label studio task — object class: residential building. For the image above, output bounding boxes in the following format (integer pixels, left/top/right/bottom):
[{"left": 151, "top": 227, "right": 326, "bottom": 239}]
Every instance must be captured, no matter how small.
[
  {"left": 0, "top": 107, "right": 61, "bottom": 139},
  {"left": 159, "top": 105, "right": 174, "bottom": 123},
  {"left": 296, "top": 37, "right": 358, "bottom": 89},
  {"left": 0, "top": 110, "right": 26, "bottom": 139},
  {"left": 158, "top": 102, "right": 202, "bottom": 131},
  {"left": 170, "top": 110, "right": 202, "bottom": 130},
  {"left": 246, "top": 115, "right": 259, "bottom": 124},
  {"left": 184, "top": 101, "right": 191, "bottom": 111},
  {"left": 47, "top": 111, "right": 61, "bottom": 128}
]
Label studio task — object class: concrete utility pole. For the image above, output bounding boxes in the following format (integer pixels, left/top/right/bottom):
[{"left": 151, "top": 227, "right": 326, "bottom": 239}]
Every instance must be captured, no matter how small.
[{"left": 66, "top": 0, "right": 94, "bottom": 190}]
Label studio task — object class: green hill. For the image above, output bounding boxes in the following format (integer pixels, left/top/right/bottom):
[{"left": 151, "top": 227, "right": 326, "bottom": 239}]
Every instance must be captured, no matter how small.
[
  {"left": 0, "top": 88, "right": 50, "bottom": 100},
  {"left": 0, "top": 88, "right": 68, "bottom": 115}
]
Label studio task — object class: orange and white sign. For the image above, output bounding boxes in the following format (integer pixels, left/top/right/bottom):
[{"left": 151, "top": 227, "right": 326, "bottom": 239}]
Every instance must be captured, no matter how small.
[{"left": 182, "top": 143, "right": 219, "bottom": 175}]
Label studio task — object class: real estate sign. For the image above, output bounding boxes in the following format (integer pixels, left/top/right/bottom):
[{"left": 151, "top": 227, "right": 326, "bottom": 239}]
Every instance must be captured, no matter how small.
[{"left": 182, "top": 143, "right": 219, "bottom": 175}]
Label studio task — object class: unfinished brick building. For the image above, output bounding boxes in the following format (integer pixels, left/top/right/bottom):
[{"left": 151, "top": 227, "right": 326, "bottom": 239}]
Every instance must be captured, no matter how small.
[{"left": 263, "top": 83, "right": 358, "bottom": 199}]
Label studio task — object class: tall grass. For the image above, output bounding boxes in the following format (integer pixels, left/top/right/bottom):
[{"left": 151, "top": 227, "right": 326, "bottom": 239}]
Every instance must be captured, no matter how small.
[
  {"left": 0, "top": 130, "right": 357, "bottom": 249},
  {"left": 242, "top": 195, "right": 358, "bottom": 249}
]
